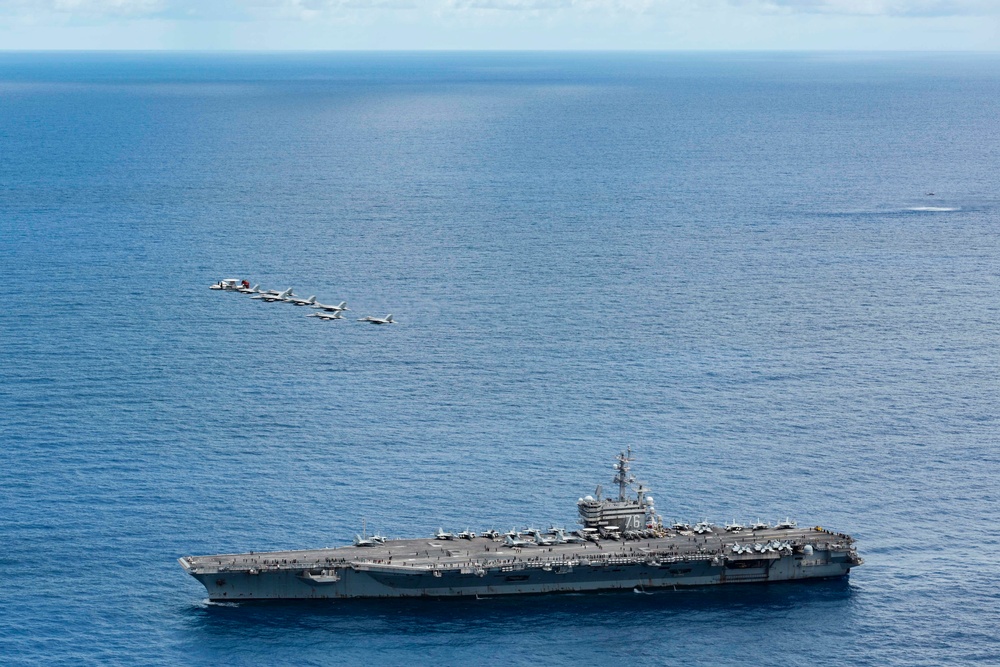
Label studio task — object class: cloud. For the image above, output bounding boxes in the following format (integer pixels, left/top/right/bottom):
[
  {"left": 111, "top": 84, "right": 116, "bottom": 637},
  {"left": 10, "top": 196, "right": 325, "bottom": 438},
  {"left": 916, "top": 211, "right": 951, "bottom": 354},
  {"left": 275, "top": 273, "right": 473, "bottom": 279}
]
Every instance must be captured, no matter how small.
[
  {"left": 449, "top": 0, "right": 570, "bottom": 9},
  {"left": 733, "top": 0, "right": 999, "bottom": 17},
  {"left": 236, "top": 0, "right": 415, "bottom": 22},
  {"left": 0, "top": 0, "right": 167, "bottom": 15},
  {"left": 0, "top": 0, "right": 414, "bottom": 23},
  {"left": 446, "top": 0, "right": 667, "bottom": 11},
  {"left": 0, "top": 0, "right": 995, "bottom": 20},
  {"left": 443, "top": 0, "right": 728, "bottom": 21},
  {"left": 444, "top": 0, "right": 998, "bottom": 16},
  {"left": 250, "top": 0, "right": 415, "bottom": 9}
]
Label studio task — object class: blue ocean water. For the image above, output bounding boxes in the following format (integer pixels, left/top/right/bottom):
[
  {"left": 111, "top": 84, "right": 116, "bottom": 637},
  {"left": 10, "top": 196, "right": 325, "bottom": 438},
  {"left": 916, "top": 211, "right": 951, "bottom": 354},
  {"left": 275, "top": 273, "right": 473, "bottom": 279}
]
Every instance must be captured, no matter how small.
[{"left": 1, "top": 51, "right": 999, "bottom": 665}]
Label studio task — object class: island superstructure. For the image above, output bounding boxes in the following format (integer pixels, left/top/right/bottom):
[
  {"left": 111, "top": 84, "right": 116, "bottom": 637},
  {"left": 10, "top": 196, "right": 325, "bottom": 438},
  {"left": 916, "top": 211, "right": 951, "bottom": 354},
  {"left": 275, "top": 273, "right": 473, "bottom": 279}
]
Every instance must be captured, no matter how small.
[{"left": 180, "top": 448, "right": 862, "bottom": 600}]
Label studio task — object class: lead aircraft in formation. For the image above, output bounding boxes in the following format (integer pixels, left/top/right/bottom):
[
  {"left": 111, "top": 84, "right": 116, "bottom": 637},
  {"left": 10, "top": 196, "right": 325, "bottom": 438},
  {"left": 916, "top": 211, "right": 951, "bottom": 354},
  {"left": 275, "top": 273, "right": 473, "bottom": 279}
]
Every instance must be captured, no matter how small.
[
  {"left": 307, "top": 311, "right": 344, "bottom": 321},
  {"left": 357, "top": 314, "right": 395, "bottom": 325},
  {"left": 211, "top": 279, "right": 396, "bottom": 325}
]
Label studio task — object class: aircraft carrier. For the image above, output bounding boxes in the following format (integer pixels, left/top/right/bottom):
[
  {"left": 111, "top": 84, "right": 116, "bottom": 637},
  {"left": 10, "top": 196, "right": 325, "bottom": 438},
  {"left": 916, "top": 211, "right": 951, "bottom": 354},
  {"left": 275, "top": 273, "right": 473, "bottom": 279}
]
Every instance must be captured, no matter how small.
[{"left": 180, "top": 449, "right": 862, "bottom": 600}]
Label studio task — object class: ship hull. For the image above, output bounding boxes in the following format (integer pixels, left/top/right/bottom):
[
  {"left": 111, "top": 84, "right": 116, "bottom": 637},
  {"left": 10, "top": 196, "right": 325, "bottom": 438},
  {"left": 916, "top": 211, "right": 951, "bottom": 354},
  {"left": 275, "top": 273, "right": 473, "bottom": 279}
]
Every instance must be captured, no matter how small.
[{"left": 185, "top": 548, "right": 857, "bottom": 601}]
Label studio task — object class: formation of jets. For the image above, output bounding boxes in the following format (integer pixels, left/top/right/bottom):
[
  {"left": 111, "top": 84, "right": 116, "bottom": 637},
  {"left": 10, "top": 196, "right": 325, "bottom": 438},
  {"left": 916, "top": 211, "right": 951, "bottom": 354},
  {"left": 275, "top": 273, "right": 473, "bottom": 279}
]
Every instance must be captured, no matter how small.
[{"left": 209, "top": 279, "right": 398, "bottom": 325}]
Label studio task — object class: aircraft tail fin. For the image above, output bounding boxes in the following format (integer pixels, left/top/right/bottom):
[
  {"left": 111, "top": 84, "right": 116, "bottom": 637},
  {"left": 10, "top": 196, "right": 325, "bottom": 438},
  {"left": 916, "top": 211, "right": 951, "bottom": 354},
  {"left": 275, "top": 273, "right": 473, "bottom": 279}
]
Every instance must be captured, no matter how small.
[
  {"left": 385, "top": 314, "right": 393, "bottom": 323},
  {"left": 307, "top": 296, "right": 316, "bottom": 304},
  {"left": 338, "top": 302, "right": 348, "bottom": 310}
]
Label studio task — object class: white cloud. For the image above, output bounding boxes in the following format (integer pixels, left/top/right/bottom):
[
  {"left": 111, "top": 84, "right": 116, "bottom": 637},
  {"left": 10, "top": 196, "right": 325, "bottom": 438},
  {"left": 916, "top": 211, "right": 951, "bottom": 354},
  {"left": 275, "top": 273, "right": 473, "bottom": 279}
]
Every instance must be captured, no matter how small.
[
  {"left": 446, "top": 0, "right": 678, "bottom": 12},
  {"left": 0, "top": 0, "right": 167, "bottom": 15},
  {"left": 249, "top": 0, "right": 415, "bottom": 9},
  {"left": 448, "top": 0, "right": 572, "bottom": 9},
  {"left": 734, "top": 0, "right": 998, "bottom": 17},
  {"left": 0, "top": 0, "right": 995, "bottom": 18},
  {"left": 0, "top": 0, "right": 412, "bottom": 18},
  {"left": 444, "top": 0, "right": 999, "bottom": 16},
  {"left": 232, "top": 0, "right": 416, "bottom": 22}
]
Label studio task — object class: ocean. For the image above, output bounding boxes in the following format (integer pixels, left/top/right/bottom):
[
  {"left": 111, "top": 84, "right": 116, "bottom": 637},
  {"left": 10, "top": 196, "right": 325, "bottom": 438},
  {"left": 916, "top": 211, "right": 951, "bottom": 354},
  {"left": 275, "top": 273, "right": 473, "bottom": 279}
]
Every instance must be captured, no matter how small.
[{"left": 1, "top": 51, "right": 998, "bottom": 665}]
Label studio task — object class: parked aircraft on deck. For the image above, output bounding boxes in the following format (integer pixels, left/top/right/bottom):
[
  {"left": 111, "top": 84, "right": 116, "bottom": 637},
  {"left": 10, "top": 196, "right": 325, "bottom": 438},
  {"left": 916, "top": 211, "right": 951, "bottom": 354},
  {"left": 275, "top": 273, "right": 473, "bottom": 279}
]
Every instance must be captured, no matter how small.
[{"left": 504, "top": 534, "right": 531, "bottom": 548}]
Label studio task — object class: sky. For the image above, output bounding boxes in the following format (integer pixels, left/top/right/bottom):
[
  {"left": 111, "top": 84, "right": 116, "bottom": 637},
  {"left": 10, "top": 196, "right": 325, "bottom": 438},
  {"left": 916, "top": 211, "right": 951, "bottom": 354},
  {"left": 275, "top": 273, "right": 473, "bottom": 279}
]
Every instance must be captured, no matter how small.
[{"left": 0, "top": 0, "right": 997, "bottom": 50}]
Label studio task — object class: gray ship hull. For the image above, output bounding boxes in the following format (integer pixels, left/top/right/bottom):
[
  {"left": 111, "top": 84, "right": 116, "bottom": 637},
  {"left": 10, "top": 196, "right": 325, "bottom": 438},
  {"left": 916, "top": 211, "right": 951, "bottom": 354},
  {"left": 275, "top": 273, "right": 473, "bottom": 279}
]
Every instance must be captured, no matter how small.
[{"left": 181, "top": 528, "right": 861, "bottom": 601}]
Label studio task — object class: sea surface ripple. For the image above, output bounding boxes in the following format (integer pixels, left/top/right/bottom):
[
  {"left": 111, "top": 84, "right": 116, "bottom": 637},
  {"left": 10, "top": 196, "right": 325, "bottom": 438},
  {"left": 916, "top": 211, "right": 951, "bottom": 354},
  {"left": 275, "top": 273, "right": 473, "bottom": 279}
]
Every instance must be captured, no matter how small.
[{"left": 1, "top": 52, "right": 999, "bottom": 666}]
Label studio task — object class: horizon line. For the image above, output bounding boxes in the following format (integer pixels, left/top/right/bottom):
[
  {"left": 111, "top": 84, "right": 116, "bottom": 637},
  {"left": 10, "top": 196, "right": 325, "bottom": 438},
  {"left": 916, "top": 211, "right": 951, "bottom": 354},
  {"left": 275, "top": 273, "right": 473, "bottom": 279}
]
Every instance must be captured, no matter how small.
[{"left": 2, "top": 48, "right": 999, "bottom": 54}]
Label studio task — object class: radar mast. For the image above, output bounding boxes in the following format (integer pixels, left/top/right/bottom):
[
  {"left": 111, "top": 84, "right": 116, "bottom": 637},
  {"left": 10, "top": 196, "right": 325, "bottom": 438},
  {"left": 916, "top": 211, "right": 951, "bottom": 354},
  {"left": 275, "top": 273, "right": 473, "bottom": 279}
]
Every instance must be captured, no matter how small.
[{"left": 613, "top": 446, "right": 636, "bottom": 501}]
